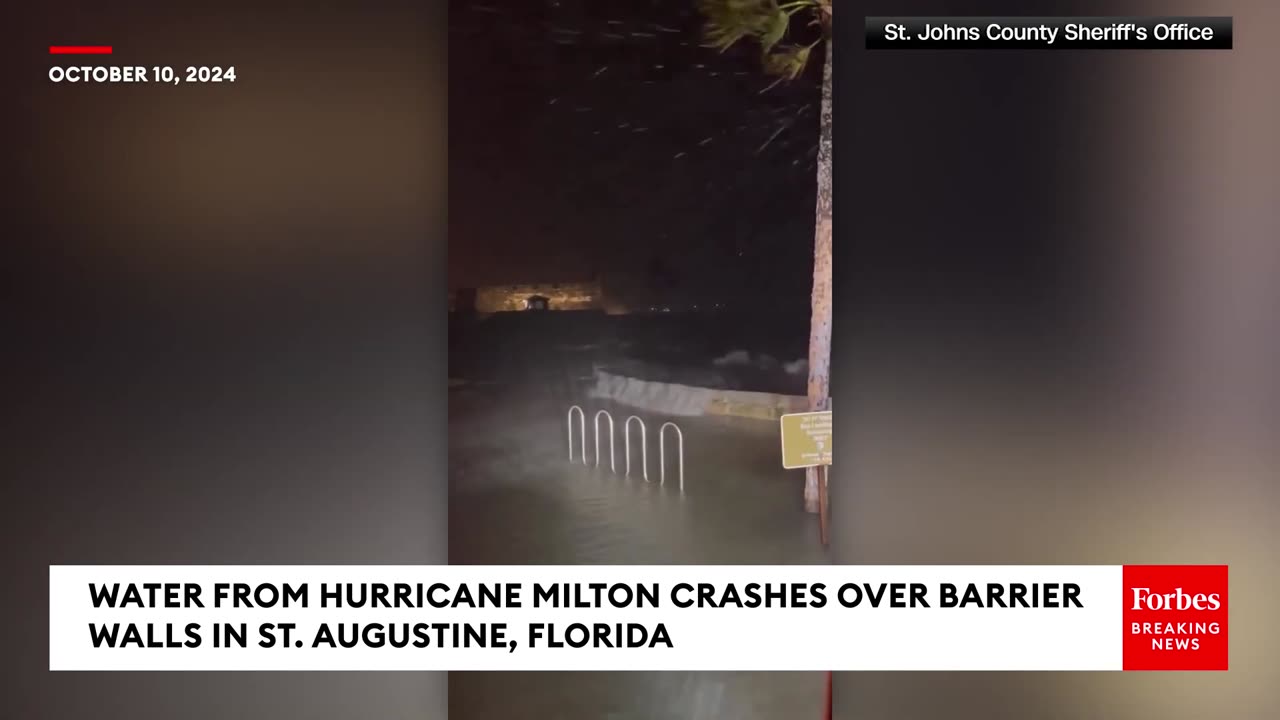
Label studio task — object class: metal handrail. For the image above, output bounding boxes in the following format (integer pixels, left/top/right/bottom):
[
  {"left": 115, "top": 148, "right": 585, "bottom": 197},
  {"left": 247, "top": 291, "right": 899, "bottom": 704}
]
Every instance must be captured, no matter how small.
[
  {"left": 593, "top": 410, "right": 616, "bottom": 473},
  {"left": 624, "top": 415, "right": 648, "bottom": 481},
  {"left": 567, "top": 405, "right": 586, "bottom": 464},
  {"left": 659, "top": 421, "right": 684, "bottom": 492}
]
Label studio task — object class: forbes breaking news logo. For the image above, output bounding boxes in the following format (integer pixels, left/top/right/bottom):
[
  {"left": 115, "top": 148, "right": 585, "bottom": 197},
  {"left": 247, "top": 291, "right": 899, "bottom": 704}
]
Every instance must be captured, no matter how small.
[{"left": 1123, "top": 565, "right": 1228, "bottom": 671}]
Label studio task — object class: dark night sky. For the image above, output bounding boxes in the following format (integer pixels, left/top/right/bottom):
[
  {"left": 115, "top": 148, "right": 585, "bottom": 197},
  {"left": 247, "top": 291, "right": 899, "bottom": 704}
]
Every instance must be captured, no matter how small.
[{"left": 448, "top": 0, "right": 823, "bottom": 293}]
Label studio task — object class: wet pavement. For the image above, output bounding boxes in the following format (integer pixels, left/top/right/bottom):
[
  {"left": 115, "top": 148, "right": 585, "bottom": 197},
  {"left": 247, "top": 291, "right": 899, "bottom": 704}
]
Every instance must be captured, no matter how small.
[{"left": 448, "top": 313, "right": 826, "bottom": 719}]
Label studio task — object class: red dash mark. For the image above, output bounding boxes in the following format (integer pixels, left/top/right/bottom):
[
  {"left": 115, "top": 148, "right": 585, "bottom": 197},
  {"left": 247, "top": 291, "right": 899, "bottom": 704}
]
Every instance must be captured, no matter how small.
[{"left": 49, "top": 46, "right": 113, "bottom": 55}]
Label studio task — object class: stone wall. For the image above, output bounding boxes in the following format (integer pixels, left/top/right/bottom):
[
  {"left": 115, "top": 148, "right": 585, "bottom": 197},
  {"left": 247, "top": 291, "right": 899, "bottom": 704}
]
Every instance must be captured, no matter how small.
[
  {"left": 474, "top": 281, "right": 602, "bottom": 313},
  {"left": 587, "top": 368, "right": 808, "bottom": 421}
]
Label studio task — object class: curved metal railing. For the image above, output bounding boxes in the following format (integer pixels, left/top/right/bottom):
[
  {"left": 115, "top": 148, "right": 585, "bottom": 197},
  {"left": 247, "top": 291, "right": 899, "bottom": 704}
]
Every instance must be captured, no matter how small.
[
  {"left": 566, "top": 405, "right": 586, "bottom": 465},
  {"left": 593, "top": 410, "right": 616, "bottom": 473},
  {"left": 568, "top": 409, "right": 682, "bottom": 491},
  {"left": 624, "top": 415, "right": 649, "bottom": 481},
  {"left": 659, "top": 421, "right": 684, "bottom": 492}
]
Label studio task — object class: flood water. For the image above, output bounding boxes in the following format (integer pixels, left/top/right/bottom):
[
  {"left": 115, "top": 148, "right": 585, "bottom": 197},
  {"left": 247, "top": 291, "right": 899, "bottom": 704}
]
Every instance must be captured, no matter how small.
[{"left": 448, "top": 312, "right": 827, "bottom": 719}]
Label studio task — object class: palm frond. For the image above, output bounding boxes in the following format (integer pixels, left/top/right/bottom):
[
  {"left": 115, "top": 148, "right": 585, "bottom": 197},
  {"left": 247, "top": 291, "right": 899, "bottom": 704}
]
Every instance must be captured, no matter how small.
[
  {"left": 762, "top": 44, "right": 811, "bottom": 81},
  {"left": 697, "top": 0, "right": 781, "bottom": 51},
  {"left": 759, "top": 9, "right": 789, "bottom": 53},
  {"left": 696, "top": 0, "right": 824, "bottom": 81}
]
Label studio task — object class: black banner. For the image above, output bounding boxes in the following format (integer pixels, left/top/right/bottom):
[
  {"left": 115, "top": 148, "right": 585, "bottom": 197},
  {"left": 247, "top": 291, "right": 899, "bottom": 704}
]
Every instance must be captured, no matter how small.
[{"left": 866, "top": 17, "right": 1233, "bottom": 50}]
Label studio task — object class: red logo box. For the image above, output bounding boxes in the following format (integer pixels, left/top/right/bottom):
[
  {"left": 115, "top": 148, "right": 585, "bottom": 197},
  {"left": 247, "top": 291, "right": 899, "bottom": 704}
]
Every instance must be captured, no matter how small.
[{"left": 1122, "top": 565, "right": 1228, "bottom": 671}]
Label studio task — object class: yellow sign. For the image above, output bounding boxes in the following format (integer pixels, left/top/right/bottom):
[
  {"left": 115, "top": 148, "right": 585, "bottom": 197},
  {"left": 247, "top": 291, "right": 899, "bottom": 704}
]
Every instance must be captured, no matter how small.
[{"left": 779, "top": 411, "right": 832, "bottom": 469}]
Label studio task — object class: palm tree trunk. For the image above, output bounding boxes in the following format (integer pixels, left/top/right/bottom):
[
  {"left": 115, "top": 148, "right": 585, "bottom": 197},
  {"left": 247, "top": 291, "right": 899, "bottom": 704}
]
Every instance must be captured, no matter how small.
[{"left": 803, "top": 39, "right": 833, "bottom": 514}]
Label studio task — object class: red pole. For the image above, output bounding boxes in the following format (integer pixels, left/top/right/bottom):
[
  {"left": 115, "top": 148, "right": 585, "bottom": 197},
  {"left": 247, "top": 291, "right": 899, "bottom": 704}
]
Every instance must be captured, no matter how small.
[
  {"left": 818, "top": 465, "right": 829, "bottom": 546},
  {"left": 823, "top": 672, "right": 832, "bottom": 720}
]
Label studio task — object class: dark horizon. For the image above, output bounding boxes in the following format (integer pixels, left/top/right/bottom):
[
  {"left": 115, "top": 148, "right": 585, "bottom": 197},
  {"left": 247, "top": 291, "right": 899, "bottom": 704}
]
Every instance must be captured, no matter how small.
[{"left": 447, "top": 0, "right": 822, "bottom": 294}]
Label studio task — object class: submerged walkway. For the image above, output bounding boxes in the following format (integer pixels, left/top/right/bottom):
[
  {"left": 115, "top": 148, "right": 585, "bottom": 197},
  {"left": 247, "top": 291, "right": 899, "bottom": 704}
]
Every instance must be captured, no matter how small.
[
  {"left": 448, "top": 376, "right": 825, "bottom": 719},
  {"left": 449, "top": 382, "right": 824, "bottom": 565}
]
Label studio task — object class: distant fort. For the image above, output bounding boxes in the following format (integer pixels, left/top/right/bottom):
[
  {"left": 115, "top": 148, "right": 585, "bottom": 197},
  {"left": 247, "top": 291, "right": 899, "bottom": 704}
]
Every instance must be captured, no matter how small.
[
  {"left": 448, "top": 278, "right": 766, "bottom": 315},
  {"left": 451, "top": 280, "right": 605, "bottom": 314}
]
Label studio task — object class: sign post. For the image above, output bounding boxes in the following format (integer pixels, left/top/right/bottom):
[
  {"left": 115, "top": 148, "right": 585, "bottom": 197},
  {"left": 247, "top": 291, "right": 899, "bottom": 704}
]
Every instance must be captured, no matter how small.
[{"left": 780, "top": 410, "right": 832, "bottom": 545}]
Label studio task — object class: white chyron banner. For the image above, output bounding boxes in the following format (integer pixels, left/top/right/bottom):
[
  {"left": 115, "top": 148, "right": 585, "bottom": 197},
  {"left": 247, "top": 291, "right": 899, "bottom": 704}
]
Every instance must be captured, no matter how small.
[{"left": 47, "top": 564, "right": 1225, "bottom": 672}]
